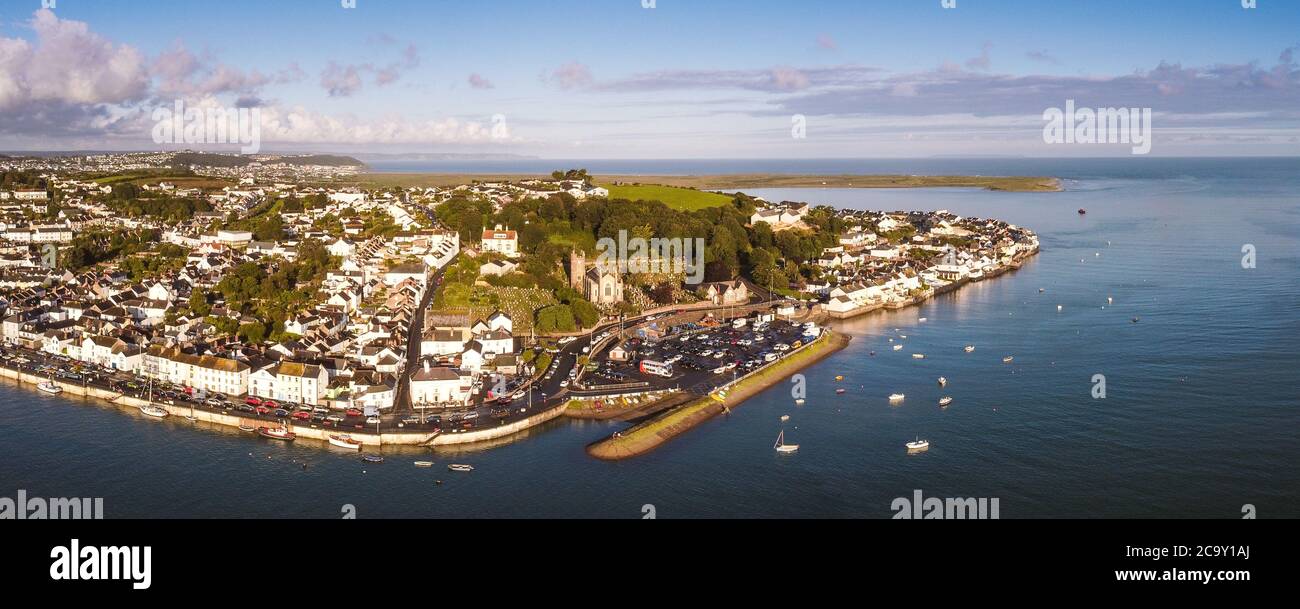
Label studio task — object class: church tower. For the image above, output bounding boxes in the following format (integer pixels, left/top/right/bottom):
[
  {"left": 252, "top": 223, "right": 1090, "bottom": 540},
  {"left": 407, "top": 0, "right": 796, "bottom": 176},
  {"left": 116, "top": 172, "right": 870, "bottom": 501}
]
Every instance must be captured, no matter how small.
[{"left": 569, "top": 250, "right": 586, "bottom": 291}]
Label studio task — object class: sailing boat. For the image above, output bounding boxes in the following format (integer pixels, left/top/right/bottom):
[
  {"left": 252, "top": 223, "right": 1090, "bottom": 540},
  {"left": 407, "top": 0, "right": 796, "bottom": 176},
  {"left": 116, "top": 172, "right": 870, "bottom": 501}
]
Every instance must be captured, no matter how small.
[
  {"left": 774, "top": 429, "right": 799, "bottom": 454},
  {"left": 138, "top": 376, "right": 168, "bottom": 418}
]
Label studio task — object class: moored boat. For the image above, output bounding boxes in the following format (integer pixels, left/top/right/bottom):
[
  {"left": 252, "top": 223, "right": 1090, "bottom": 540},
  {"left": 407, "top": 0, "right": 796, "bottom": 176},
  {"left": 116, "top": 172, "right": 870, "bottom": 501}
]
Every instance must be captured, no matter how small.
[
  {"left": 238, "top": 424, "right": 256, "bottom": 432},
  {"left": 328, "top": 434, "right": 363, "bottom": 450},
  {"left": 774, "top": 430, "right": 799, "bottom": 454},
  {"left": 1002, "top": 356, "right": 1014, "bottom": 363},
  {"left": 892, "top": 344, "right": 903, "bottom": 351},
  {"left": 937, "top": 377, "right": 947, "bottom": 387},
  {"left": 835, "top": 388, "right": 846, "bottom": 395},
  {"left": 257, "top": 426, "right": 296, "bottom": 441},
  {"left": 361, "top": 454, "right": 384, "bottom": 464},
  {"left": 911, "top": 353, "right": 925, "bottom": 359},
  {"left": 939, "top": 396, "right": 954, "bottom": 407},
  {"left": 889, "top": 393, "right": 905, "bottom": 402},
  {"left": 139, "top": 404, "right": 169, "bottom": 418},
  {"left": 37, "top": 381, "right": 63, "bottom": 395},
  {"left": 964, "top": 345, "right": 975, "bottom": 352},
  {"left": 413, "top": 461, "right": 434, "bottom": 468},
  {"left": 448, "top": 464, "right": 474, "bottom": 472},
  {"left": 795, "top": 398, "right": 806, "bottom": 405},
  {"left": 906, "top": 437, "right": 930, "bottom": 452},
  {"left": 834, "top": 375, "right": 844, "bottom": 381}
]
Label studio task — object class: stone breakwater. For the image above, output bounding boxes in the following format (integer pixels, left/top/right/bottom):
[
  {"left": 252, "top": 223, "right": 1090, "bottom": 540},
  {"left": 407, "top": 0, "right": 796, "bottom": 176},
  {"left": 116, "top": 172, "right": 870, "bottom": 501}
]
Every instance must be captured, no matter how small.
[{"left": 586, "top": 330, "right": 851, "bottom": 460}]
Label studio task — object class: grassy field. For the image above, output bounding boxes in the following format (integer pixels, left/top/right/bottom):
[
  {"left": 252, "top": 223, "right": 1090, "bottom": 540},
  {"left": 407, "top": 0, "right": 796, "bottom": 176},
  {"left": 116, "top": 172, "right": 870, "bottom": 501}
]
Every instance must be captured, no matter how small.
[{"left": 600, "top": 183, "right": 734, "bottom": 210}]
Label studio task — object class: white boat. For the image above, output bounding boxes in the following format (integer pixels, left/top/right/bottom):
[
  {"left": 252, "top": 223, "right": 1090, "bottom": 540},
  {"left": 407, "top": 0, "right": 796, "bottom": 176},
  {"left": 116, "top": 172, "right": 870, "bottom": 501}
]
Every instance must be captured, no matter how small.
[
  {"left": 139, "top": 404, "right": 169, "bottom": 418},
  {"left": 937, "top": 377, "right": 947, "bottom": 387},
  {"left": 911, "top": 353, "right": 925, "bottom": 359},
  {"left": 794, "top": 398, "right": 805, "bottom": 406},
  {"left": 964, "top": 345, "right": 975, "bottom": 353},
  {"left": 939, "top": 396, "right": 954, "bottom": 407},
  {"left": 448, "top": 464, "right": 475, "bottom": 472},
  {"left": 774, "top": 430, "right": 799, "bottom": 454},
  {"left": 906, "top": 437, "right": 930, "bottom": 452},
  {"left": 918, "top": 317, "right": 927, "bottom": 322},
  {"left": 780, "top": 415, "right": 790, "bottom": 422},
  {"left": 413, "top": 461, "right": 434, "bottom": 468},
  {"left": 1002, "top": 356, "right": 1014, "bottom": 363},
  {"left": 892, "top": 344, "right": 903, "bottom": 351},
  {"left": 328, "top": 434, "right": 363, "bottom": 450},
  {"left": 889, "top": 393, "right": 906, "bottom": 402},
  {"left": 37, "top": 381, "right": 63, "bottom": 395}
]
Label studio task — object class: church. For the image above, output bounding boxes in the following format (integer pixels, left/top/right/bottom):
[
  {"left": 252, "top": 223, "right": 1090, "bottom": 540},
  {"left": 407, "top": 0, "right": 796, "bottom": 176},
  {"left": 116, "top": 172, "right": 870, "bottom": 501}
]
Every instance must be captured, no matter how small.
[{"left": 569, "top": 250, "right": 623, "bottom": 306}]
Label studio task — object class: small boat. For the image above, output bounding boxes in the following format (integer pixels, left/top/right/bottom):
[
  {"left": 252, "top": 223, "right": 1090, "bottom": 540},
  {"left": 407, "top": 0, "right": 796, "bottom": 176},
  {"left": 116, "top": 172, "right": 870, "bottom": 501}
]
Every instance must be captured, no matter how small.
[
  {"left": 794, "top": 398, "right": 805, "bottom": 405},
  {"left": 964, "top": 345, "right": 975, "bottom": 353},
  {"left": 1038, "top": 288, "right": 1045, "bottom": 293},
  {"left": 774, "top": 430, "right": 799, "bottom": 454},
  {"left": 780, "top": 415, "right": 790, "bottom": 422},
  {"left": 1131, "top": 317, "right": 1140, "bottom": 323},
  {"left": 414, "top": 461, "right": 434, "bottom": 468},
  {"left": 1107, "top": 297, "right": 1114, "bottom": 305},
  {"left": 835, "top": 388, "right": 846, "bottom": 395},
  {"left": 1077, "top": 208, "right": 1087, "bottom": 215},
  {"left": 1057, "top": 304, "right": 1063, "bottom": 312},
  {"left": 1002, "top": 356, "right": 1014, "bottom": 363},
  {"left": 906, "top": 437, "right": 930, "bottom": 452},
  {"left": 257, "top": 427, "right": 296, "bottom": 441},
  {"left": 889, "top": 393, "right": 905, "bottom": 402},
  {"left": 937, "top": 377, "right": 947, "bottom": 387},
  {"left": 911, "top": 353, "right": 925, "bottom": 359},
  {"left": 918, "top": 317, "right": 927, "bottom": 322},
  {"left": 939, "top": 396, "right": 953, "bottom": 407},
  {"left": 361, "top": 454, "right": 385, "bottom": 464},
  {"left": 328, "top": 434, "right": 363, "bottom": 450},
  {"left": 448, "top": 464, "right": 474, "bottom": 472},
  {"left": 37, "top": 381, "right": 63, "bottom": 395},
  {"left": 834, "top": 375, "right": 844, "bottom": 381},
  {"left": 139, "top": 404, "right": 169, "bottom": 418},
  {"left": 869, "top": 350, "right": 876, "bottom": 356},
  {"left": 238, "top": 424, "right": 256, "bottom": 432},
  {"left": 892, "top": 344, "right": 903, "bottom": 351}
]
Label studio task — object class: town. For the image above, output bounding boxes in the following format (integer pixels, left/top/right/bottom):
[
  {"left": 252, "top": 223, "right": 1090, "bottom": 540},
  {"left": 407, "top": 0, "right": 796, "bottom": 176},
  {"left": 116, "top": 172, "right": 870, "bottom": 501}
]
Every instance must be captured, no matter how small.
[{"left": 0, "top": 154, "right": 1037, "bottom": 449}]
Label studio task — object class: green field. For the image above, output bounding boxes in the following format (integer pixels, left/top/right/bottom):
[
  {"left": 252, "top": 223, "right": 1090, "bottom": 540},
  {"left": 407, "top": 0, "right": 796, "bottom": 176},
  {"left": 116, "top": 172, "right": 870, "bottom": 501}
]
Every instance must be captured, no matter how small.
[{"left": 601, "top": 183, "right": 733, "bottom": 211}]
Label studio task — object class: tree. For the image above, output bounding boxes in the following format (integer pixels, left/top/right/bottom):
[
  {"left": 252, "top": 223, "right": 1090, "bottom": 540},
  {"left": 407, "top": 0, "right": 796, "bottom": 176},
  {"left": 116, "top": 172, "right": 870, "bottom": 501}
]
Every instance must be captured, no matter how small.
[
  {"left": 189, "top": 288, "right": 211, "bottom": 317},
  {"left": 238, "top": 322, "right": 267, "bottom": 344}
]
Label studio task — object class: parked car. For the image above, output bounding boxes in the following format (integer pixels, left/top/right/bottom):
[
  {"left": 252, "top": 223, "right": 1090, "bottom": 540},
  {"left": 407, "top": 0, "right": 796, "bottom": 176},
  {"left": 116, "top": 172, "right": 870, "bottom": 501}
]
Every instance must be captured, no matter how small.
[{"left": 345, "top": 408, "right": 363, "bottom": 417}]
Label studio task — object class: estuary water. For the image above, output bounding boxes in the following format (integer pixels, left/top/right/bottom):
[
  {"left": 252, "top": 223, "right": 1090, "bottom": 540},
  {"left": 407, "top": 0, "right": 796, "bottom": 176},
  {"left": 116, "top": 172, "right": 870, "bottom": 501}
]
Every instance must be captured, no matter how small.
[{"left": 1, "top": 158, "right": 1296, "bottom": 518}]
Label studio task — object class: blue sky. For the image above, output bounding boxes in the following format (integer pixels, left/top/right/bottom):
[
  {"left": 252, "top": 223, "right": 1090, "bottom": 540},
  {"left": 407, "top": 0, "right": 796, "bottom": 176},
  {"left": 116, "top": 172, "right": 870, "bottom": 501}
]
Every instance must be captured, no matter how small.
[{"left": 0, "top": 0, "right": 1297, "bottom": 157}]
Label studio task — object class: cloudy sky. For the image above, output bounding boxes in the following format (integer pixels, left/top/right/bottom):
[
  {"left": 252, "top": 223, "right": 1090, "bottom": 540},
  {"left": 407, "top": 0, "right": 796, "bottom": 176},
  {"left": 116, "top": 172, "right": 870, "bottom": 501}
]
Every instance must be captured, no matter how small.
[{"left": 0, "top": 0, "right": 1297, "bottom": 157}]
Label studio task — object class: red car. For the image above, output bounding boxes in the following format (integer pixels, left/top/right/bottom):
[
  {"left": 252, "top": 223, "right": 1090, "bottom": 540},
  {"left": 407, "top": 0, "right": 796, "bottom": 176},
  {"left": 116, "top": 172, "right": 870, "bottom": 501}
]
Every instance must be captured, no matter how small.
[
  {"left": 345, "top": 408, "right": 363, "bottom": 417},
  {"left": 245, "top": 397, "right": 262, "bottom": 406},
  {"left": 262, "top": 400, "right": 279, "bottom": 408},
  {"left": 291, "top": 411, "right": 311, "bottom": 421},
  {"left": 255, "top": 405, "right": 271, "bottom": 415}
]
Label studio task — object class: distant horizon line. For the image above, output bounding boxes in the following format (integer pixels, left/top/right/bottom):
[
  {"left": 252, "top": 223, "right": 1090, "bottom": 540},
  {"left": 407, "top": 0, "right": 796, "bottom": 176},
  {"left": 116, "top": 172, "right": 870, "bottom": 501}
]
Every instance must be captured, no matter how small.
[{"left": 2, "top": 151, "right": 1298, "bottom": 161}]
